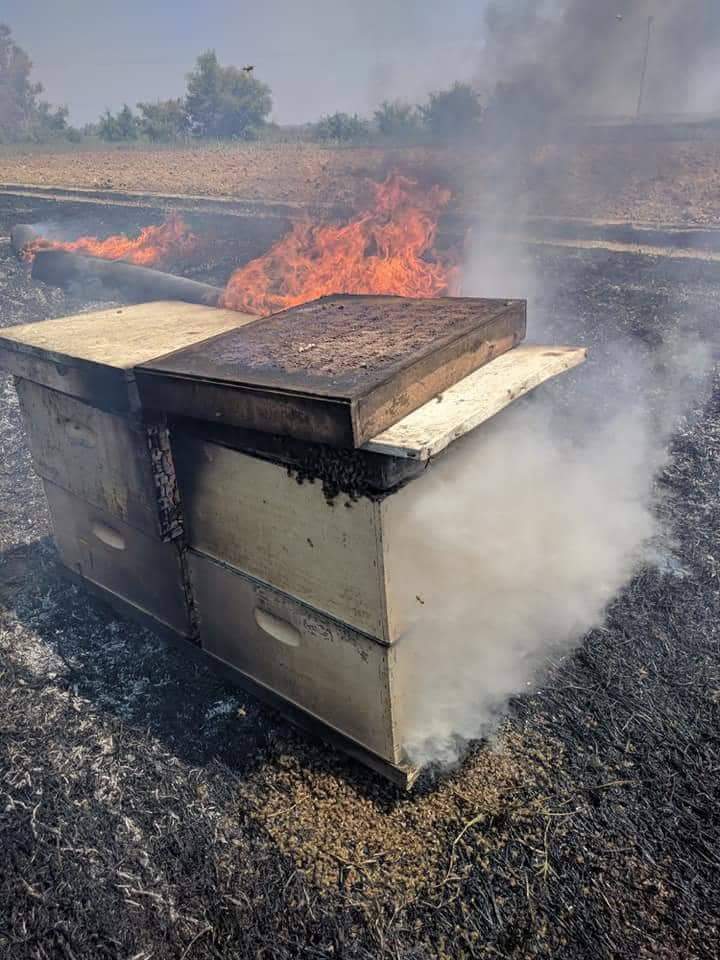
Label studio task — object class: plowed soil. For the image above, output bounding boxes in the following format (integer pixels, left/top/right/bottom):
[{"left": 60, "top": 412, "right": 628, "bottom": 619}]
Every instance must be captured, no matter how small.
[{"left": 2, "top": 139, "right": 720, "bottom": 224}]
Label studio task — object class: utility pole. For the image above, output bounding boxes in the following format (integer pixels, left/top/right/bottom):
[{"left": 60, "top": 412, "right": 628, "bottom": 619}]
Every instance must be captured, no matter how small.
[{"left": 636, "top": 15, "right": 655, "bottom": 118}]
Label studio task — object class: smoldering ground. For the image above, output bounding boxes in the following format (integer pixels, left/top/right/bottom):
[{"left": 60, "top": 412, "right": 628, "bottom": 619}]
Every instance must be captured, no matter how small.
[{"left": 3, "top": 176, "right": 720, "bottom": 954}]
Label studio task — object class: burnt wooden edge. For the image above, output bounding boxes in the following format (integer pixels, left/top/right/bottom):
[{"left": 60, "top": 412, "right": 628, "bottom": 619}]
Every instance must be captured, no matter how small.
[
  {"left": 135, "top": 299, "right": 527, "bottom": 448},
  {"left": 353, "top": 302, "right": 526, "bottom": 445},
  {"left": 133, "top": 310, "right": 262, "bottom": 370},
  {"left": 136, "top": 374, "right": 356, "bottom": 447},
  {"left": 232, "top": 296, "right": 526, "bottom": 397},
  {"left": 343, "top": 298, "right": 526, "bottom": 401},
  {"left": 1, "top": 342, "right": 135, "bottom": 414},
  {"left": 59, "top": 563, "right": 417, "bottom": 789},
  {"left": 168, "top": 417, "right": 426, "bottom": 494},
  {"left": 145, "top": 420, "right": 185, "bottom": 541},
  {"left": 136, "top": 297, "right": 527, "bottom": 401}
]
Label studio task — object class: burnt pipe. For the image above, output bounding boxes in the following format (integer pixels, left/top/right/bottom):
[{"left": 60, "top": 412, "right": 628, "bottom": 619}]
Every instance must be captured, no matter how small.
[
  {"left": 32, "top": 249, "right": 224, "bottom": 307},
  {"left": 10, "top": 224, "right": 39, "bottom": 258}
]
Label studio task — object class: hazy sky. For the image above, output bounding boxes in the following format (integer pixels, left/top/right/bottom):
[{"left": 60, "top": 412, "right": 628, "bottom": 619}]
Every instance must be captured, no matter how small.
[{"left": 4, "top": 1, "right": 485, "bottom": 125}]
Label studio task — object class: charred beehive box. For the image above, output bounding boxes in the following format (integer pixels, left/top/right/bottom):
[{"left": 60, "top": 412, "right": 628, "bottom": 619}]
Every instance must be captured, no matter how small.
[
  {"left": 162, "top": 331, "right": 585, "bottom": 784},
  {"left": 0, "top": 301, "right": 256, "bottom": 640}
]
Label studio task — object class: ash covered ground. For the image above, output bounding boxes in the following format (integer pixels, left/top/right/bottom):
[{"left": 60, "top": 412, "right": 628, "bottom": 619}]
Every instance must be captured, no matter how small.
[{"left": 0, "top": 200, "right": 719, "bottom": 960}]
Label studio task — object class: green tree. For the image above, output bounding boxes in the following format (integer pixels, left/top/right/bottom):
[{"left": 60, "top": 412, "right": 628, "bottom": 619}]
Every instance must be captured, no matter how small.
[
  {"left": 312, "top": 112, "right": 369, "bottom": 143},
  {"left": 421, "top": 82, "right": 484, "bottom": 141},
  {"left": 185, "top": 51, "right": 272, "bottom": 139},
  {"left": 374, "top": 100, "right": 420, "bottom": 139},
  {"left": 36, "top": 101, "right": 68, "bottom": 131},
  {"left": 0, "top": 22, "right": 42, "bottom": 141},
  {"left": 98, "top": 104, "right": 138, "bottom": 142},
  {"left": 137, "top": 98, "right": 187, "bottom": 142},
  {"left": 29, "top": 101, "right": 69, "bottom": 141}
]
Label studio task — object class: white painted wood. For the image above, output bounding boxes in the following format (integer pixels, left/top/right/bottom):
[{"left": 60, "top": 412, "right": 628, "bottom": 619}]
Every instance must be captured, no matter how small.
[
  {"left": 44, "top": 481, "right": 192, "bottom": 635},
  {"left": 173, "top": 434, "right": 388, "bottom": 641},
  {"left": 0, "top": 302, "right": 257, "bottom": 411},
  {"left": 16, "top": 378, "right": 168, "bottom": 536},
  {"left": 0, "top": 301, "right": 254, "bottom": 369},
  {"left": 173, "top": 343, "right": 586, "bottom": 644},
  {"left": 363, "top": 345, "right": 587, "bottom": 460},
  {"left": 189, "top": 552, "right": 400, "bottom": 761}
]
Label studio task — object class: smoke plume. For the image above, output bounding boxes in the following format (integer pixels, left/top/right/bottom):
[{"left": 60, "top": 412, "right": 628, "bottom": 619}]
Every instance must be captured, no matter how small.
[
  {"left": 478, "top": 0, "right": 720, "bottom": 121},
  {"left": 394, "top": 0, "right": 719, "bottom": 767},
  {"left": 396, "top": 334, "right": 712, "bottom": 767}
]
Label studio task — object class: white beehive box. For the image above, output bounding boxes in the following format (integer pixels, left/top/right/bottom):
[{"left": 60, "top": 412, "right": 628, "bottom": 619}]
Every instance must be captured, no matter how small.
[
  {"left": 173, "top": 345, "right": 587, "bottom": 774},
  {"left": 0, "top": 301, "right": 256, "bottom": 639}
]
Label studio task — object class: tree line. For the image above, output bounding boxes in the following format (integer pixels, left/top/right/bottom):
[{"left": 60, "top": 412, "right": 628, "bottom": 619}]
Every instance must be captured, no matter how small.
[
  {"left": 0, "top": 24, "right": 79, "bottom": 143},
  {"left": 0, "top": 22, "right": 485, "bottom": 146}
]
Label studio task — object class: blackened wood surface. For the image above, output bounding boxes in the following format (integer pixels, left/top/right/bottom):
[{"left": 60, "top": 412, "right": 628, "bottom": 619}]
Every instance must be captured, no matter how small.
[{"left": 137, "top": 294, "right": 527, "bottom": 447}]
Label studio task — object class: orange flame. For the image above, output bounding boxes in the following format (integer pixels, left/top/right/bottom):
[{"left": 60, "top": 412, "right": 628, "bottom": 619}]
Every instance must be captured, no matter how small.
[
  {"left": 24, "top": 213, "right": 197, "bottom": 267},
  {"left": 222, "top": 173, "right": 460, "bottom": 315}
]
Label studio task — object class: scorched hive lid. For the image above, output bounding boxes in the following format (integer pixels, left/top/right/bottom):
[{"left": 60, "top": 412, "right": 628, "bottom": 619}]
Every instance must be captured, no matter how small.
[{"left": 136, "top": 294, "right": 527, "bottom": 447}]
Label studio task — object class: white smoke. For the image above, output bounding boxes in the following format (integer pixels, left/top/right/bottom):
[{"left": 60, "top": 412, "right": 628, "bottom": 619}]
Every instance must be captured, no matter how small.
[
  {"left": 395, "top": 329, "right": 712, "bottom": 767},
  {"left": 396, "top": 396, "right": 657, "bottom": 766},
  {"left": 387, "top": 0, "right": 719, "bottom": 769}
]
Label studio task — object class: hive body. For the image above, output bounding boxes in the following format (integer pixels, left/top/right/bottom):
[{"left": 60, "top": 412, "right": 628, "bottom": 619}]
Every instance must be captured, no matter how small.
[
  {"left": 0, "top": 297, "right": 586, "bottom": 785},
  {"left": 0, "top": 302, "right": 252, "bottom": 641}
]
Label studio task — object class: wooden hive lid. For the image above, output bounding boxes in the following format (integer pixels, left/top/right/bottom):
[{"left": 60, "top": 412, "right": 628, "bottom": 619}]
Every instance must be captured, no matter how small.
[
  {"left": 0, "top": 301, "right": 256, "bottom": 413},
  {"left": 136, "top": 294, "right": 527, "bottom": 448}
]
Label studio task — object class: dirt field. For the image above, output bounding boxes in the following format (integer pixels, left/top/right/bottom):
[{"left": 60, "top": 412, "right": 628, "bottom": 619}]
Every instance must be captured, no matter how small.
[
  {"left": 3, "top": 139, "right": 720, "bottom": 225},
  {"left": 1, "top": 192, "right": 719, "bottom": 957}
]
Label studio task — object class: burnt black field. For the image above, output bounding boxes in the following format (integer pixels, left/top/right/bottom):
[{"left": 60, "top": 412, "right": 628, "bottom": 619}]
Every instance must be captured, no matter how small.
[{"left": 0, "top": 194, "right": 719, "bottom": 960}]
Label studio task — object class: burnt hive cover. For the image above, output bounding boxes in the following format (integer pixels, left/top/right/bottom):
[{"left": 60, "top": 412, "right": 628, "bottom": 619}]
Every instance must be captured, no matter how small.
[{"left": 136, "top": 294, "right": 527, "bottom": 448}]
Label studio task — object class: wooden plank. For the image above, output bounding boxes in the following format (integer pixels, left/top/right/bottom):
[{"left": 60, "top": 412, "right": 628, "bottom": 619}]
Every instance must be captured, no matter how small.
[
  {"left": 0, "top": 301, "right": 256, "bottom": 411},
  {"left": 355, "top": 331, "right": 519, "bottom": 444},
  {"left": 363, "top": 345, "right": 588, "bottom": 460},
  {"left": 172, "top": 432, "right": 388, "bottom": 641},
  {"left": 16, "top": 379, "right": 180, "bottom": 538},
  {"left": 189, "top": 551, "right": 400, "bottom": 762},
  {"left": 0, "top": 301, "right": 253, "bottom": 369},
  {"left": 44, "top": 480, "right": 192, "bottom": 636},
  {"left": 136, "top": 295, "right": 527, "bottom": 448}
]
